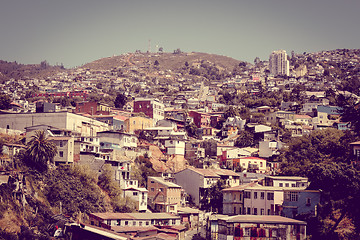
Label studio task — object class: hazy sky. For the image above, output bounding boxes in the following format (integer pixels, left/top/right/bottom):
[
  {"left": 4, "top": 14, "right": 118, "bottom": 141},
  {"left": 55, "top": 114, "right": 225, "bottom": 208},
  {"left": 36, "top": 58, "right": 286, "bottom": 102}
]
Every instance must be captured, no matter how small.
[{"left": 1, "top": 0, "right": 359, "bottom": 68}]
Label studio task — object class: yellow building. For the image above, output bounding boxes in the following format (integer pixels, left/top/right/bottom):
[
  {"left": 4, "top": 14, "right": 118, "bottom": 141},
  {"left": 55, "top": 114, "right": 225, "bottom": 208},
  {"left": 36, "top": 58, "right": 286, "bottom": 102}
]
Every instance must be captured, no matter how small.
[{"left": 124, "top": 116, "right": 153, "bottom": 134}]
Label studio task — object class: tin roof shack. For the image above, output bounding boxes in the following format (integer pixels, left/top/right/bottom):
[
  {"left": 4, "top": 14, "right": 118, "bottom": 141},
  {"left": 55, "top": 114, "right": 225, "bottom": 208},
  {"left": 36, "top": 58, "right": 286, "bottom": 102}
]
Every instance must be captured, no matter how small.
[{"left": 216, "top": 215, "right": 306, "bottom": 240}]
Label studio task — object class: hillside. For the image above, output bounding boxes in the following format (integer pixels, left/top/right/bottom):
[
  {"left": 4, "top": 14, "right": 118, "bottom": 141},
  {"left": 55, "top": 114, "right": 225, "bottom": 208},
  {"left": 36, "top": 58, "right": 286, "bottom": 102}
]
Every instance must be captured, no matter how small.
[
  {"left": 0, "top": 60, "right": 65, "bottom": 83},
  {"left": 81, "top": 52, "right": 244, "bottom": 72}
]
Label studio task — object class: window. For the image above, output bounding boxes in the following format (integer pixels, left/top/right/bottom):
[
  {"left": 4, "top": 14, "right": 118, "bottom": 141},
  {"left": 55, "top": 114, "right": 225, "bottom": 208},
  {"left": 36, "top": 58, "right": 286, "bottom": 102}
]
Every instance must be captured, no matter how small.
[
  {"left": 107, "top": 220, "right": 111, "bottom": 226},
  {"left": 247, "top": 207, "right": 251, "bottom": 215},
  {"left": 117, "top": 220, "right": 121, "bottom": 226},
  {"left": 133, "top": 221, "right": 136, "bottom": 226},
  {"left": 261, "top": 208, "right": 265, "bottom": 215},
  {"left": 133, "top": 192, "right": 138, "bottom": 196},
  {"left": 285, "top": 183, "right": 289, "bottom": 187},
  {"left": 146, "top": 221, "right": 149, "bottom": 225},
  {"left": 285, "top": 192, "right": 299, "bottom": 202},
  {"left": 254, "top": 192, "right": 258, "bottom": 199},
  {"left": 125, "top": 221, "right": 128, "bottom": 225},
  {"left": 279, "top": 183, "right": 283, "bottom": 187},
  {"left": 172, "top": 220, "right": 176, "bottom": 225},
  {"left": 151, "top": 188, "right": 154, "bottom": 192},
  {"left": 267, "top": 192, "right": 274, "bottom": 200},
  {"left": 159, "top": 188, "right": 164, "bottom": 192},
  {"left": 244, "top": 228, "right": 250, "bottom": 237},
  {"left": 59, "top": 151, "right": 64, "bottom": 158},
  {"left": 244, "top": 191, "right": 251, "bottom": 198},
  {"left": 139, "top": 221, "right": 142, "bottom": 226},
  {"left": 253, "top": 208, "right": 258, "bottom": 215},
  {"left": 292, "top": 184, "right": 295, "bottom": 187},
  {"left": 268, "top": 209, "right": 271, "bottom": 215},
  {"left": 260, "top": 192, "right": 265, "bottom": 199},
  {"left": 306, "top": 198, "right": 311, "bottom": 206},
  {"left": 170, "top": 206, "right": 175, "bottom": 210},
  {"left": 60, "top": 141, "right": 63, "bottom": 147}
]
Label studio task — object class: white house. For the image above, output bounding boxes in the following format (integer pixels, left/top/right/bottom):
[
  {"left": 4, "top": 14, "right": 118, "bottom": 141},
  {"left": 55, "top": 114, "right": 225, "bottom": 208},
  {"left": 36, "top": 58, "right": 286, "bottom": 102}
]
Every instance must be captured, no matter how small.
[{"left": 123, "top": 187, "right": 148, "bottom": 212}]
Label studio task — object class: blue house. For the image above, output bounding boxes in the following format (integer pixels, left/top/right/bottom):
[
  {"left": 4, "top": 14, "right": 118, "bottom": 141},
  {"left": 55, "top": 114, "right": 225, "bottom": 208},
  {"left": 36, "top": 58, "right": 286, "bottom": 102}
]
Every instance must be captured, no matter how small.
[
  {"left": 317, "top": 105, "right": 342, "bottom": 115},
  {"left": 282, "top": 189, "right": 321, "bottom": 218}
]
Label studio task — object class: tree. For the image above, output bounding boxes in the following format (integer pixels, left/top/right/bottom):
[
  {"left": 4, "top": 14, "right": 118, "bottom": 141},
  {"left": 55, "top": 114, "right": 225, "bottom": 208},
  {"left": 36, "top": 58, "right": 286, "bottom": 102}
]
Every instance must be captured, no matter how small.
[
  {"left": 223, "top": 106, "right": 239, "bottom": 119},
  {"left": 234, "top": 130, "right": 254, "bottom": 148},
  {"left": 185, "top": 121, "right": 199, "bottom": 139},
  {"left": 0, "top": 92, "right": 11, "bottom": 110},
  {"left": 24, "top": 130, "right": 57, "bottom": 172},
  {"left": 307, "top": 162, "right": 360, "bottom": 239},
  {"left": 199, "top": 179, "right": 228, "bottom": 213},
  {"left": 114, "top": 93, "right": 127, "bottom": 109},
  {"left": 337, "top": 94, "right": 360, "bottom": 135},
  {"left": 279, "top": 128, "right": 358, "bottom": 176}
]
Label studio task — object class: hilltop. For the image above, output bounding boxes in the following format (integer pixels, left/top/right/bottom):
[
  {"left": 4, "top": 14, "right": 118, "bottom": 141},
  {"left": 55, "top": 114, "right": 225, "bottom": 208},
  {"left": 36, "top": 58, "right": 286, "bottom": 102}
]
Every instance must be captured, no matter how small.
[{"left": 82, "top": 52, "right": 244, "bottom": 72}]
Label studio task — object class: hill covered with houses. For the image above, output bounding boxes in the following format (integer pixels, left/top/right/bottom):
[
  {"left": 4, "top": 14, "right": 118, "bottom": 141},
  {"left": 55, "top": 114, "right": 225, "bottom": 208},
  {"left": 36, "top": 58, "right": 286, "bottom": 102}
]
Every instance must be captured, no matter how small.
[{"left": 0, "top": 49, "right": 360, "bottom": 239}]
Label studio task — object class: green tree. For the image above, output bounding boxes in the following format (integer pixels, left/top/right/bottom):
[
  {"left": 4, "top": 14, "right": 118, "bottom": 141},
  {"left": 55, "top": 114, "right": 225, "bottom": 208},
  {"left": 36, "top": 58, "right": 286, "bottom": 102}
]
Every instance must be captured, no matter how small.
[
  {"left": 234, "top": 130, "right": 254, "bottom": 148},
  {"left": 114, "top": 93, "right": 127, "bottom": 109},
  {"left": 307, "top": 162, "right": 360, "bottom": 239},
  {"left": 45, "top": 165, "right": 107, "bottom": 217},
  {"left": 279, "top": 128, "right": 358, "bottom": 176},
  {"left": 337, "top": 94, "right": 360, "bottom": 135},
  {"left": 0, "top": 92, "right": 11, "bottom": 110},
  {"left": 24, "top": 130, "right": 57, "bottom": 172},
  {"left": 199, "top": 179, "right": 228, "bottom": 213},
  {"left": 223, "top": 106, "right": 239, "bottom": 119},
  {"left": 185, "top": 121, "right": 199, "bottom": 139}
]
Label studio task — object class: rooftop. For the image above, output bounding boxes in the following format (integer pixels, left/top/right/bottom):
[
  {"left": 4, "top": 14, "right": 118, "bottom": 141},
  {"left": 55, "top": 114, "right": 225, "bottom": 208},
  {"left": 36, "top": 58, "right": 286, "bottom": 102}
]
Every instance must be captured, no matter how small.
[{"left": 220, "top": 215, "right": 306, "bottom": 225}]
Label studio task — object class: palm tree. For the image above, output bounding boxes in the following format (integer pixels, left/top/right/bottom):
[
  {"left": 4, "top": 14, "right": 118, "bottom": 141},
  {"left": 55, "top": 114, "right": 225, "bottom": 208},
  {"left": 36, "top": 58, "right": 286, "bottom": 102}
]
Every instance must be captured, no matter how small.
[{"left": 25, "top": 130, "right": 57, "bottom": 172}]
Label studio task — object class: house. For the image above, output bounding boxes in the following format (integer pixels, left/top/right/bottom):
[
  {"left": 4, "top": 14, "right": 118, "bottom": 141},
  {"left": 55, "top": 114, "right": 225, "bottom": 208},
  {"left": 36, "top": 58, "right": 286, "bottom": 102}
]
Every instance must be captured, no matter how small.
[
  {"left": 294, "top": 114, "right": 312, "bottom": 126},
  {"left": 258, "top": 140, "right": 283, "bottom": 159},
  {"left": 1, "top": 143, "right": 26, "bottom": 167},
  {"left": 164, "top": 138, "right": 185, "bottom": 156},
  {"left": 125, "top": 116, "right": 153, "bottom": 134},
  {"left": 188, "top": 111, "right": 211, "bottom": 128},
  {"left": 75, "top": 101, "right": 111, "bottom": 115},
  {"left": 97, "top": 131, "right": 138, "bottom": 151},
  {"left": 88, "top": 212, "right": 181, "bottom": 228},
  {"left": 236, "top": 157, "right": 267, "bottom": 173},
  {"left": 111, "top": 225, "right": 186, "bottom": 240},
  {"left": 263, "top": 176, "right": 309, "bottom": 188},
  {"left": 222, "top": 182, "right": 257, "bottom": 215},
  {"left": 133, "top": 98, "right": 165, "bottom": 123},
  {"left": 147, "top": 176, "right": 183, "bottom": 214},
  {"left": 123, "top": 187, "right": 148, "bottom": 212},
  {"left": 184, "top": 141, "right": 205, "bottom": 163},
  {"left": 25, "top": 125, "right": 77, "bottom": 165},
  {"left": 212, "top": 215, "right": 306, "bottom": 240},
  {"left": 0, "top": 112, "right": 109, "bottom": 136},
  {"left": 350, "top": 141, "right": 360, "bottom": 165},
  {"left": 48, "top": 136, "right": 74, "bottom": 165},
  {"left": 174, "top": 168, "right": 240, "bottom": 207},
  {"left": 282, "top": 189, "right": 321, "bottom": 218},
  {"left": 177, "top": 207, "right": 201, "bottom": 229},
  {"left": 73, "top": 135, "right": 101, "bottom": 162},
  {"left": 93, "top": 115, "right": 127, "bottom": 131},
  {"left": 105, "top": 159, "right": 133, "bottom": 189}
]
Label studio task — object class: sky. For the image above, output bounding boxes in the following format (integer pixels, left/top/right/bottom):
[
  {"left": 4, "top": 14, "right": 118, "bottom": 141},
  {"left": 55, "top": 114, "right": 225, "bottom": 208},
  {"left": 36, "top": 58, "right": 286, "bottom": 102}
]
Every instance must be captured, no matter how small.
[{"left": 1, "top": 0, "right": 359, "bottom": 68}]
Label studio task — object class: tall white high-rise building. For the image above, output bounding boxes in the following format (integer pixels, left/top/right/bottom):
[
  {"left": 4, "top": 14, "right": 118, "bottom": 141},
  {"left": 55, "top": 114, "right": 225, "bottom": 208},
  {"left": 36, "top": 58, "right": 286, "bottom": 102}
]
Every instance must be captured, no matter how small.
[{"left": 269, "top": 50, "right": 289, "bottom": 76}]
